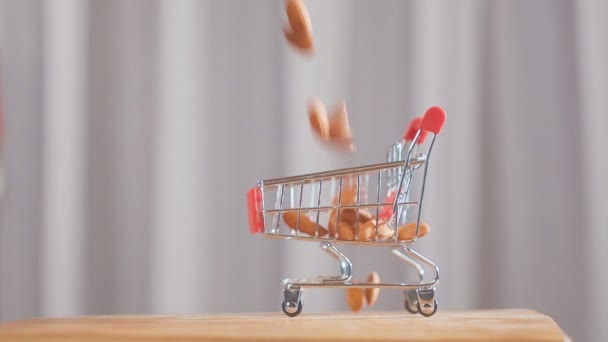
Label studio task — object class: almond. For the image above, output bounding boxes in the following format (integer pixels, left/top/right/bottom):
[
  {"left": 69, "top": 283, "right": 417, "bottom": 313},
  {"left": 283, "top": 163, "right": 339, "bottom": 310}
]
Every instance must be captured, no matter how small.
[
  {"left": 332, "top": 184, "right": 363, "bottom": 206},
  {"left": 355, "top": 219, "right": 394, "bottom": 241},
  {"left": 340, "top": 208, "right": 373, "bottom": 226},
  {"left": 308, "top": 98, "right": 329, "bottom": 140},
  {"left": 284, "top": 27, "right": 314, "bottom": 52},
  {"left": 346, "top": 287, "right": 365, "bottom": 312},
  {"left": 357, "top": 220, "right": 376, "bottom": 241},
  {"left": 337, "top": 223, "right": 355, "bottom": 241},
  {"left": 376, "top": 221, "right": 395, "bottom": 239},
  {"left": 364, "top": 272, "right": 381, "bottom": 307},
  {"left": 328, "top": 209, "right": 338, "bottom": 237},
  {"left": 282, "top": 211, "right": 328, "bottom": 237},
  {"left": 285, "top": 0, "right": 310, "bottom": 35},
  {"left": 284, "top": 0, "right": 314, "bottom": 53},
  {"left": 328, "top": 184, "right": 366, "bottom": 237},
  {"left": 328, "top": 101, "right": 355, "bottom": 151},
  {"left": 397, "top": 222, "right": 430, "bottom": 241}
]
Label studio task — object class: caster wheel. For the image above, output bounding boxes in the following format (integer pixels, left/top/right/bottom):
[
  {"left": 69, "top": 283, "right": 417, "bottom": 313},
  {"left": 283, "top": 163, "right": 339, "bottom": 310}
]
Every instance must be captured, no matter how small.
[
  {"left": 404, "top": 299, "right": 419, "bottom": 314},
  {"left": 282, "top": 300, "right": 303, "bottom": 317},
  {"left": 417, "top": 299, "right": 438, "bottom": 317}
]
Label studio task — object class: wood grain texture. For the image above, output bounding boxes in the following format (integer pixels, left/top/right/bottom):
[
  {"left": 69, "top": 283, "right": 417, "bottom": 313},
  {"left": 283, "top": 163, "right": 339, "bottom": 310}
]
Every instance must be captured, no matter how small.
[{"left": 0, "top": 310, "right": 567, "bottom": 342}]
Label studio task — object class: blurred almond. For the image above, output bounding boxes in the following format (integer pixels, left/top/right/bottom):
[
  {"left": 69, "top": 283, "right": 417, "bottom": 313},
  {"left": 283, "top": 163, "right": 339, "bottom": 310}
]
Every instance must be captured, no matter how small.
[
  {"left": 341, "top": 208, "right": 373, "bottom": 226},
  {"left": 284, "top": 27, "right": 314, "bottom": 52},
  {"left": 328, "top": 101, "right": 355, "bottom": 151},
  {"left": 308, "top": 98, "right": 330, "bottom": 140},
  {"left": 283, "top": 211, "right": 328, "bottom": 237},
  {"left": 346, "top": 287, "right": 365, "bottom": 312},
  {"left": 331, "top": 184, "right": 363, "bottom": 206},
  {"left": 329, "top": 101, "right": 351, "bottom": 139},
  {"left": 328, "top": 209, "right": 338, "bottom": 237},
  {"left": 357, "top": 220, "right": 375, "bottom": 241},
  {"left": 337, "top": 223, "right": 355, "bottom": 241},
  {"left": 284, "top": 0, "right": 314, "bottom": 53},
  {"left": 365, "top": 272, "right": 381, "bottom": 306},
  {"left": 376, "top": 220, "right": 395, "bottom": 239}
]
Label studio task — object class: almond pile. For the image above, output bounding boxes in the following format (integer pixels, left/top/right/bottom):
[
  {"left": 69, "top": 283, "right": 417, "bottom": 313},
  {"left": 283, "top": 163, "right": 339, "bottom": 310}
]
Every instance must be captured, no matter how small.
[
  {"left": 281, "top": 183, "right": 430, "bottom": 241},
  {"left": 328, "top": 185, "right": 431, "bottom": 242},
  {"left": 283, "top": 0, "right": 355, "bottom": 152}
]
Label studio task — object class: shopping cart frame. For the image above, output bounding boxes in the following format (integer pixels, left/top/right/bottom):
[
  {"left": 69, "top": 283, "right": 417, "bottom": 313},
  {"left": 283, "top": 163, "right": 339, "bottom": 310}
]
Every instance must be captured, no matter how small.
[{"left": 247, "top": 106, "right": 446, "bottom": 317}]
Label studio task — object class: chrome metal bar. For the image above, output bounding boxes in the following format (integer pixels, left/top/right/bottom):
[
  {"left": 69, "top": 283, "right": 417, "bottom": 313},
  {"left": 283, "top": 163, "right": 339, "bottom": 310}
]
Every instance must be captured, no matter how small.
[
  {"left": 355, "top": 174, "right": 361, "bottom": 241},
  {"left": 393, "top": 131, "right": 421, "bottom": 242},
  {"left": 375, "top": 170, "right": 381, "bottom": 242},
  {"left": 275, "top": 184, "right": 284, "bottom": 234},
  {"left": 261, "top": 233, "right": 409, "bottom": 246},
  {"left": 281, "top": 242, "right": 352, "bottom": 289},
  {"left": 264, "top": 202, "right": 418, "bottom": 214},
  {"left": 392, "top": 248, "right": 424, "bottom": 283},
  {"left": 296, "top": 181, "right": 304, "bottom": 237},
  {"left": 393, "top": 131, "right": 426, "bottom": 215},
  {"left": 262, "top": 158, "right": 426, "bottom": 186},
  {"left": 318, "top": 242, "right": 352, "bottom": 283},
  {"left": 400, "top": 246, "right": 439, "bottom": 285},
  {"left": 285, "top": 282, "right": 428, "bottom": 289},
  {"left": 335, "top": 176, "right": 343, "bottom": 238},
  {"left": 315, "top": 179, "right": 323, "bottom": 238},
  {"left": 415, "top": 135, "right": 436, "bottom": 238}
]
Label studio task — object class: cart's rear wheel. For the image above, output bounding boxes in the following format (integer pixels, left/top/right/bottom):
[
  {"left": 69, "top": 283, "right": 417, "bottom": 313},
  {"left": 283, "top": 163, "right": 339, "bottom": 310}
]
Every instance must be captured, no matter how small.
[
  {"left": 404, "top": 299, "right": 419, "bottom": 314},
  {"left": 282, "top": 300, "right": 303, "bottom": 317},
  {"left": 417, "top": 299, "right": 438, "bottom": 317}
]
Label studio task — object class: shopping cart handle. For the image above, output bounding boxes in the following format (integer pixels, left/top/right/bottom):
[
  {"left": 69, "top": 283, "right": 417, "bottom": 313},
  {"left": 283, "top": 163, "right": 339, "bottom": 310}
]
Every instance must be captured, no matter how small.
[
  {"left": 404, "top": 117, "right": 429, "bottom": 144},
  {"left": 420, "top": 106, "right": 447, "bottom": 134}
]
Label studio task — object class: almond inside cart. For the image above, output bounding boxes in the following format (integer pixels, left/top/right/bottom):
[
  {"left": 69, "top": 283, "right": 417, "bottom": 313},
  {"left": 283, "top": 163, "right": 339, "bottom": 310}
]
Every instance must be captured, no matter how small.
[{"left": 247, "top": 106, "right": 447, "bottom": 317}]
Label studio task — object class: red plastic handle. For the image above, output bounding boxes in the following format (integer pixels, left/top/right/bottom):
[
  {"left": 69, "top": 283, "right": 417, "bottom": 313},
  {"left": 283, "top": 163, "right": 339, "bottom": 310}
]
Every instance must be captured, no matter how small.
[
  {"left": 403, "top": 117, "right": 429, "bottom": 144},
  {"left": 247, "top": 186, "right": 264, "bottom": 234},
  {"left": 379, "top": 192, "right": 397, "bottom": 221},
  {"left": 403, "top": 117, "right": 421, "bottom": 141},
  {"left": 420, "top": 106, "right": 446, "bottom": 134}
]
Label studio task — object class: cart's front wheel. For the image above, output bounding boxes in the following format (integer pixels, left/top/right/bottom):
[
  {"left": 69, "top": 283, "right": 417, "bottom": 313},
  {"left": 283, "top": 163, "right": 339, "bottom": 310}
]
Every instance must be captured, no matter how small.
[
  {"left": 417, "top": 299, "right": 438, "bottom": 317},
  {"left": 282, "top": 300, "right": 303, "bottom": 317}
]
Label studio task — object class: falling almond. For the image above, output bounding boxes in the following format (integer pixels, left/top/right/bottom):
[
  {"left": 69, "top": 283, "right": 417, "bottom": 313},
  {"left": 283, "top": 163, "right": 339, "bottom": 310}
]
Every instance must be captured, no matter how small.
[
  {"left": 308, "top": 98, "right": 330, "bottom": 140},
  {"left": 284, "top": 27, "right": 314, "bottom": 52},
  {"left": 329, "top": 102, "right": 351, "bottom": 138},
  {"left": 365, "top": 272, "right": 381, "bottom": 306},
  {"left": 346, "top": 287, "right": 365, "bottom": 312},
  {"left": 328, "top": 101, "right": 355, "bottom": 151},
  {"left": 307, "top": 99, "right": 356, "bottom": 152},
  {"left": 283, "top": 0, "right": 314, "bottom": 53}
]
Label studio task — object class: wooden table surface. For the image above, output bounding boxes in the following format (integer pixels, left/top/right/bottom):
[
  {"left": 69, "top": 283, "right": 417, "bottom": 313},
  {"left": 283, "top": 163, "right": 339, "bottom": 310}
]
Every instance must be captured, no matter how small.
[{"left": 0, "top": 310, "right": 567, "bottom": 342}]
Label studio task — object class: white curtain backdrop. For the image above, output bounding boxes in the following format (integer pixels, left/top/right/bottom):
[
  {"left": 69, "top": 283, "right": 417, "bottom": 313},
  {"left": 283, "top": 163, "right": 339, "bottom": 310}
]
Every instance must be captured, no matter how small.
[{"left": 1, "top": 0, "right": 607, "bottom": 341}]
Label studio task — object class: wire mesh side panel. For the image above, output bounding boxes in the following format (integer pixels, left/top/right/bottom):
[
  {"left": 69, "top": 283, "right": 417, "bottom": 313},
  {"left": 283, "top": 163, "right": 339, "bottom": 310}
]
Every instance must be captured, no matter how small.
[
  {"left": 260, "top": 160, "right": 424, "bottom": 244},
  {"left": 385, "top": 141, "right": 427, "bottom": 227}
]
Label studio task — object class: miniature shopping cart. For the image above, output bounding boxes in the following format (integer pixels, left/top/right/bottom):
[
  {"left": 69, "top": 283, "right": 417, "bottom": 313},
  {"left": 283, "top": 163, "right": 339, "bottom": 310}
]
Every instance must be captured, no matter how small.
[{"left": 247, "top": 106, "right": 446, "bottom": 317}]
